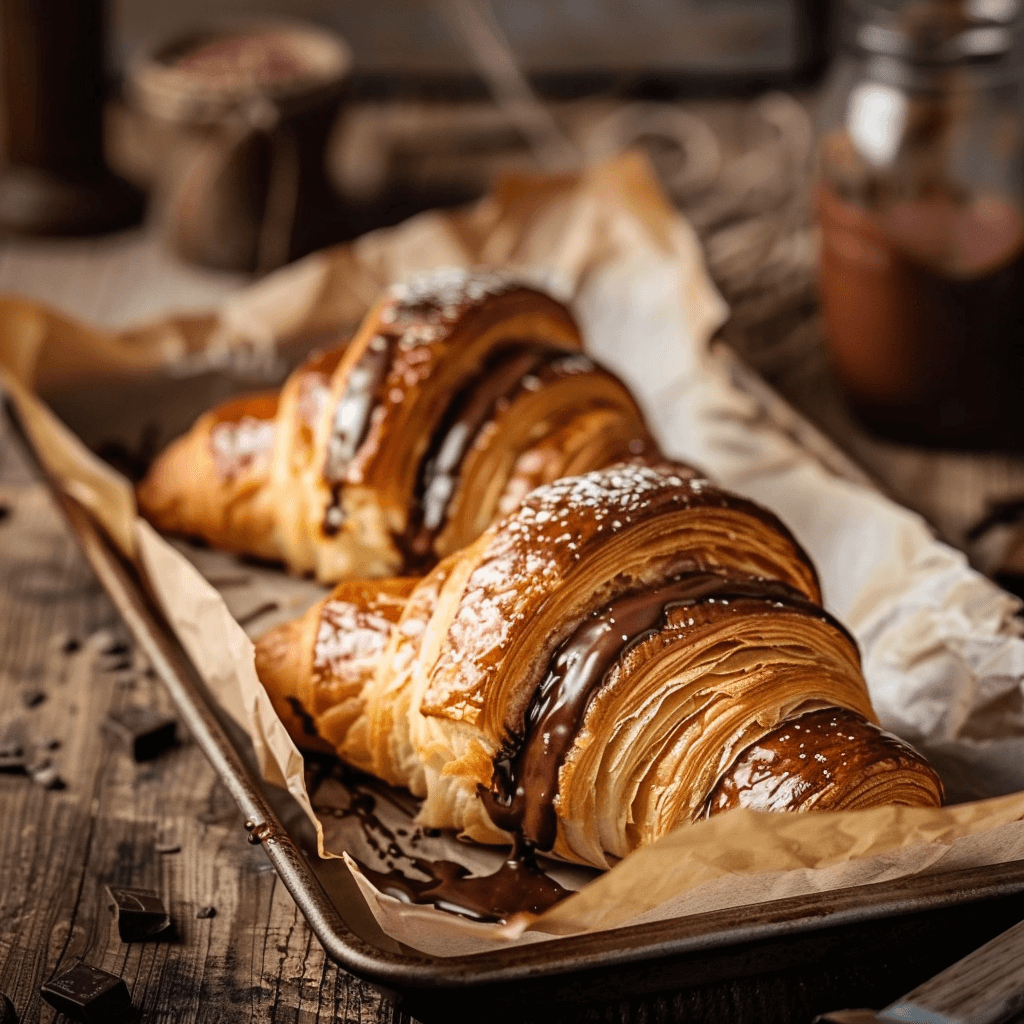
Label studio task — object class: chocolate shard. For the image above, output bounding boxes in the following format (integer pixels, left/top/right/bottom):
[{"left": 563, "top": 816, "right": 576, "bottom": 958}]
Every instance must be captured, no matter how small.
[
  {"left": 19, "top": 689, "right": 45, "bottom": 709},
  {"left": 40, "top": 962, "right": 134, "bottom": 1023},
  {"left": 104, "top": 707, "right": 177, "bottom": 762},
  {"left": 0, "top": 993, "right": 18, "bottom": 1024},
  {"left": 0, "top": 723, "right": 27, "bottom": 775},
  {"left": 105, "top": 884, "right": 172, "bottom": 942},
  {"left": 196, "top": 905, "right": 217, "bottom": 919}
]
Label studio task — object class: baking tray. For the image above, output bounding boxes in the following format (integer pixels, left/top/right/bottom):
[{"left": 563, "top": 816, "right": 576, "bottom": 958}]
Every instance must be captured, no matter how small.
[{"left": 10, "top": 374, "right": 1024, "bottom": 1024}]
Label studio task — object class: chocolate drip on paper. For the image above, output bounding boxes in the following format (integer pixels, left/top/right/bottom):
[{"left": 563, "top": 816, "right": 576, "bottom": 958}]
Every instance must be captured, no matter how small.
[
  {"left": 321, "top": 335, "right": 396, "bottom": 535},
  {"left": 398, "top": 343, "right": 594, "bottom": 569},
  {"left": 482, "top": 571, "right": 855, "bottom": 852},
  {"left": 320, "top": 777, "right": 569, "bottom": 923}
]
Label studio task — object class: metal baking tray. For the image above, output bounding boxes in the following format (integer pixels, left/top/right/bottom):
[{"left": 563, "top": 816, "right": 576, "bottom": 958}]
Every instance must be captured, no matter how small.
[{"left": 10, "top": 375, "right": 1024, "bottom": 1024}]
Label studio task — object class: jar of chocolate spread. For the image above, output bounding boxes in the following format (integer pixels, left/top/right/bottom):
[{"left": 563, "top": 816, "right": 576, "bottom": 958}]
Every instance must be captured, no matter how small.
[{"left": 816, "top": 0, "right": 1024, "bottom": 450}]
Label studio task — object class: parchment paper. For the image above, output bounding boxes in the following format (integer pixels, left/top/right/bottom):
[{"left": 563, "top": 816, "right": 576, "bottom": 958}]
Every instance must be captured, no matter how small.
[{"left": 4, "top": 153, "right": 1024, "bottom": 958}]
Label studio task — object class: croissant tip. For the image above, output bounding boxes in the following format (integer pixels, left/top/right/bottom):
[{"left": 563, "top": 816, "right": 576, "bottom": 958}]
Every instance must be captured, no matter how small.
[{"left": 254, "top": 620, "right": 305, "bottom": 696}]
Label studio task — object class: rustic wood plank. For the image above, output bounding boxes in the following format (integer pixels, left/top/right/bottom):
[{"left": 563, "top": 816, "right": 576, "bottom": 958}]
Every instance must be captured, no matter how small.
[
  {"left": 0, "top": 391, "right": 415, "bottom": 1024},
  {"left": 884, "top": 916, "right": 1024, "bottom": 1023}
]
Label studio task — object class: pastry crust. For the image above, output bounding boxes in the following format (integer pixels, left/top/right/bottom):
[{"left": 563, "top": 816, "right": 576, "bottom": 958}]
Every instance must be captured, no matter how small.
[
  {"left": 256, "top": 463, "right": 944, "bottom": 869},
  {"left": 138, "top": 269, "right": 656, "bottom": 582}
]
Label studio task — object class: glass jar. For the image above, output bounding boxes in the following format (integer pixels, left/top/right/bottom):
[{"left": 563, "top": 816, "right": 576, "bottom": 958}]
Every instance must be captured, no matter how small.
[{"left": 815, "top": 0, "right": 1024, "bottom": 450}]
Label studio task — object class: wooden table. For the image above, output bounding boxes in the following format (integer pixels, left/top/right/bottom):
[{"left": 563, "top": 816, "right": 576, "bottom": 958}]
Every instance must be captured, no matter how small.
[{"left": 0, "top": 229, "right": 415, "bottom": 1024}]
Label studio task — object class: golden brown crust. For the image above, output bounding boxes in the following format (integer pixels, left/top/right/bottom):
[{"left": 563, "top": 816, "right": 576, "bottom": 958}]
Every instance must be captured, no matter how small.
[
  {"left": 255, "top": 577, "right": 416, "bottom": 758},
  {"left": 423, "top": 463, "right": 820, "bottom": 736},
  {"left": 139, "top": 270, "right": 657, "bottom": 583},
  {"left": 254, "top": 464, "right": 943, "bottom": 869},
  {"left": 705, "top": 708, "right": 944, "bottom": 815},
  {"left": 136, "top": 391, "right": 283, "bottom": 562}
]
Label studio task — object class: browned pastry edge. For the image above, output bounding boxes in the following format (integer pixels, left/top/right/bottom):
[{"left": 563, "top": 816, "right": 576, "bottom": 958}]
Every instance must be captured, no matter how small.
[
  {"left": 135, "top": 390, "right": 282, "bottom": 560},
  {"left": 255, "top": 577, "right": 417, "bottom": 758},
  {"left": 705, "top": 708, "right": 945, "bottom": 815}
]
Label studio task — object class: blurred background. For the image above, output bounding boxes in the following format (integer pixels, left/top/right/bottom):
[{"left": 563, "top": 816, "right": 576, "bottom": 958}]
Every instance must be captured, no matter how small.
[{"left": 6, "top": 0, "right": 1024, "bottom": 590}]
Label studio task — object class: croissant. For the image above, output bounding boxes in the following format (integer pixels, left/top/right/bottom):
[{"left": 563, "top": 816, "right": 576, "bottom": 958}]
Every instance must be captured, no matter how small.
[
  {"left": 137, "top": 269, "right": 656, "bottom": 582},
  {"left": 257, "top": 463, "right": 943, "bottom": 870}
]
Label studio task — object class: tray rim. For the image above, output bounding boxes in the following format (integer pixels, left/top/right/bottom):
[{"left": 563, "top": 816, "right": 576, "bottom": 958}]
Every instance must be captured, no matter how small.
[{"left": 10, "top": 381, "right": 1024, "bottom": 993}]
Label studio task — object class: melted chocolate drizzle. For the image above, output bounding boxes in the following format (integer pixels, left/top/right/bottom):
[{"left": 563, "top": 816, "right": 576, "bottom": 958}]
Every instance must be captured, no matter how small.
[
  {"left": 398, "top": 343, "right": 594, "bottom": 568},
  {"left": 322, "top": 335, "right": 396, "bottom": 535},
  {"left": 319, "top": 775, "right": 569, "bottom": 923},
  {"left": 481, "top": 571, "right": 856, "bottom": 852}
]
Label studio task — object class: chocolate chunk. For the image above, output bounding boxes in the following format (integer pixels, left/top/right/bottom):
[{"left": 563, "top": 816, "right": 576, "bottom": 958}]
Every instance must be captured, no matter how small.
[
  {"left": 103, "top": 640, "right": 130, "bottom": 657},
  {"left": 104, "top": 707, "right": 177, "bottom": 761},
  {"left": 41, "top": 962, "right": 134, "bottom": 1023},
  {"left": 196, "top": 905, "right": 217, "bottom": 919},
  {"left": 0, "top": 724, "right": 27, "bottom": 775},
  {"left": 60, "top": 636, "right": 81, "bottom": 655},
  {"left": 0, "top": 993, "right": 17, "bottom": 1023},
  {"left": 0, "top": 505, "right": 9, "bottom": 524},
  {"left": 106, "top": 658, "right": 133, "bottom": 672},
  {"left": 105, "top": 885, "right": 171, "bottom": 942},
  {"left": 19, "top": 689, "right": 45, "bottom": 709}
]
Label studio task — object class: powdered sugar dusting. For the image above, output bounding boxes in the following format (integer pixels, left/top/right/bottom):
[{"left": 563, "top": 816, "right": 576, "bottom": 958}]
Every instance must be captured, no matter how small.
[
  {"left": 312, "top": 601, "right": 395, "bottom": 693},
  {"left": 428, "top": 463, "right": 713, "bottom": 718},
  {"left": 378, "top": 268, "right": 518, "bottom": 349},
  {"left": 210, "top": 416, "right": 276, "bottom": 478}
]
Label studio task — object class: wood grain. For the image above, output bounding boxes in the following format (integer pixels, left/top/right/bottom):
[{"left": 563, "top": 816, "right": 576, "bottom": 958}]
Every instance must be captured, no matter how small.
[
  {"left": 885, "top": 916, "right": 1024, "bottom": 1023},
  {"left": 0, "top": 418, "right": 415, "bottom": 1023}
]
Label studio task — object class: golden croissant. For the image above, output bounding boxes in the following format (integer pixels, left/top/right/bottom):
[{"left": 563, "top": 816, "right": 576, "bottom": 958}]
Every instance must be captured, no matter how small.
[
  {"left": 137, "top": 269, "right": 655, "bottom": 582},
  {"left": 256, "top": 463, "right": 943, "bottom": 869}
]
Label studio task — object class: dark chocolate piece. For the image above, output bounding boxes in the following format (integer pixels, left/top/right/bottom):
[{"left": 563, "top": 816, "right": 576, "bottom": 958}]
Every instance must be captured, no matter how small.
[
  {"left": 482, "top": 570, "right": 853, "bottom": 851},
  {"left": 106, "top": 884, "right": 172, "bottom": 942},
  {"left": 0, "top": 723, "right": 27, "bottom": 775},
  {"left": 40, "top": 962, "right": 134, "bottom": 1023},
  {"left": 19, "top": 689, "right": 45, "bottom": 709},
  {"left": 101, "top": 639, "right": 130, "bottom": 657},
  {"left": 0, "top": 994, "right": 16, "bottom": 1023},
  {"left": 105, "top": 658, "right": 132, "bottom": 672},
  {"left": 0, "top": 504, "right": 9, "bottom": 524},
  {"left": 196, "top": 905, "right": 217, "bottom": 919},
  {"left": 61, "top": 636, "right": 81, "bottom": 654},
  {"left": 105, "top": 707, "right": 177, "bottom": 761}
]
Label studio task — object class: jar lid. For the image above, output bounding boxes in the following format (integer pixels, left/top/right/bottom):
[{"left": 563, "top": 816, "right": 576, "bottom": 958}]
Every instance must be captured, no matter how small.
[{"left": 129, "top": 20, "right": 352, "bottom": 126}]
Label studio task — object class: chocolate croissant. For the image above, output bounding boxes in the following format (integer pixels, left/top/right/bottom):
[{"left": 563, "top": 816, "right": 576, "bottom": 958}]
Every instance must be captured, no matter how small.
[
  {"left": 257, "top": 463, "right": 943, "bottom": 869},
  {"left": 137, "top": 269, "right": 656, "bottom": 582}
]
